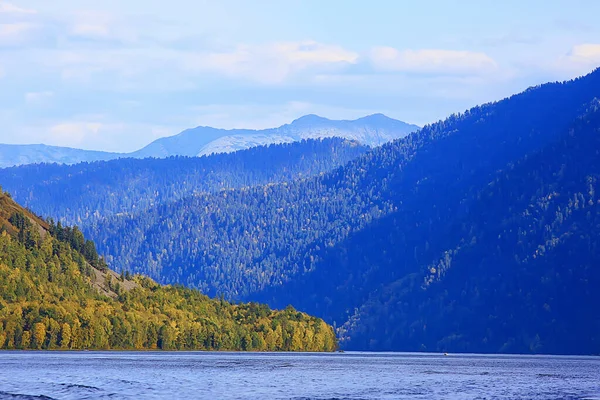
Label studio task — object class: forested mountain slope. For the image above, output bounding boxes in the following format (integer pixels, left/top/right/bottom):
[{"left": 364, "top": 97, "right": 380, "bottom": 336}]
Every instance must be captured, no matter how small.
[
  {"left": 85, "top": 69, "right": 600, "bottom": 355},
  {"left": 339, "top": 100, "right": 600, "bottom": 354},
  {"left": 2, "top": 69, "right": 599, "bottom": 354},
  {"left": 253, "top": 70, "right": 600, "bottom": 329},
  {"left": 86, "top": 70, "right": 598, "bottom": 288},
  {"left": 0, "top": 191, "right": 337, "bottom": 351},
  {"left": 0, "top": 138, "right": 368, "bottom": 226}
]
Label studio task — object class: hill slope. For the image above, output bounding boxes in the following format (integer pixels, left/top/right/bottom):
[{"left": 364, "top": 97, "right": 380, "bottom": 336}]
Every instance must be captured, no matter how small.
[
  {"left": 83, "top": 69, "right": 600, "bottom": 355},
  {"left": 0, "top": 191, "right": 337, "bottom": 351},
  {"left": 338, "top": 100, "right": 600, "bottom": 354}
]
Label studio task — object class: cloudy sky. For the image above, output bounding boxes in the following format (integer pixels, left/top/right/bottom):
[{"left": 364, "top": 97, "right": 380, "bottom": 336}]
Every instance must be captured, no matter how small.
[{"left": 1, "top": 0, "right": 599, "bottom": 152}]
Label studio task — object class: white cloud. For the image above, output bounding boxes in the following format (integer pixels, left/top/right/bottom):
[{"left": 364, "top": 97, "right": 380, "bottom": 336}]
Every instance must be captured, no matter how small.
[
  {"left": 30, "top": 40, "right": 358, "bottom": 86},
  {"left": 0, "top": 22, "right": 31, "bottom": 34},
  {"left": 370, "top": 47, "right": 498, "bottom": 75},
  {"left": 33, "top": 49, "right": 148, "bottom": 83},
  {"left": 49, "top": 121, "right": 103, "bottom": 146},
  {"left": 0, "top": 1, "right": 36, "bottom": 14},
  {"left": 71, "top": 22, "right": 110, "bottom": 38},
  {"left": 0, "top": 22, "right": 38, "bottom": 44},
  {"left": 568, "top": 44, "right": 600, "bottom": 63},
  {"left": 183, "top": 41, "right": 359, "bottom": 84},
  {"left": 25, "top": 91, "right": 54, "bottom": 103},
  {"left": 552, "top": 44, "right": 600, "bottom": 76},
  {"left": 69, "top": 11, "right": 119, "bottom": 40}
]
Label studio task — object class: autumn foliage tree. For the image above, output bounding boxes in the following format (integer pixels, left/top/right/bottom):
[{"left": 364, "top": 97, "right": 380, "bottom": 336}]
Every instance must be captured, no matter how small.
[{"left": 0, "top": 194, "right": 337, "bottom": 352}]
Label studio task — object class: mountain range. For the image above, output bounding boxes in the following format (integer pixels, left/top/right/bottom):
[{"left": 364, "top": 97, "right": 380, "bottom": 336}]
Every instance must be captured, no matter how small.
[
  {"left": 0, "top": 114, "right": 418, "bottom": 168},
  {"left": 1, "top": 68, "right": 600, "bottom": 355},
  {"left": 0, "top": 144, "right": 122, "bottom": 169},
  {"left": 0, "top": 138, "right": 368, "bottom": 225}
]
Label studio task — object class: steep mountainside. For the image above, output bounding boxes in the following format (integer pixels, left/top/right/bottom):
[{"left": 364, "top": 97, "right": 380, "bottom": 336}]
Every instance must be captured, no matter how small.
[
  {"left": 338, "top": 100, "right": 600, "bottom": 354},
  {"left": 83, "top": 69, "right": 600, "bottom": 355},
  {"left": 0, "top": 115, "right": 416, "bottom": 168},
  {"left": 0, "top": 138, "right": 368, "bottom": 225},
  {"left": 0, "top": 191, "right": 337, "bottom": 351}
]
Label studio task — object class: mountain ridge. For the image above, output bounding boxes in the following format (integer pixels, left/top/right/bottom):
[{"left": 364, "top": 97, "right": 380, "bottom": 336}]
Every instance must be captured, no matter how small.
[
  {"left": 0, "top": 114, "right": 418, "bottom": 168},
  {"left": 3, "top": 69, "right": 599, "bottom": 354},
  {"left": 132, "top": 113, "right": 418, "bottom": 158},
  {"left": 80, "top": 68, "right": 600, "bottom": 354},
  {"left": 0, "top": 138, "right": 369, "bottom": 226}
]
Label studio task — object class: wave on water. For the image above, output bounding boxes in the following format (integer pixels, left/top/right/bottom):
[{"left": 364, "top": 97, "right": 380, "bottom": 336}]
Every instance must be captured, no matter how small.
[
  {"left": 58, "top": 383, "right": 101, "bottom": 391},
  {"left": 1, "top": 352, "right": 598, "bottom": 400},
  {"left": 291, "top": 398, "right": 372, "bottom": 400},
  {"left": 0, "top": 391, "right": 56, "bottom": 400},
  {"left": 422, "top": 370, "right": 491, "bottom": 376}
]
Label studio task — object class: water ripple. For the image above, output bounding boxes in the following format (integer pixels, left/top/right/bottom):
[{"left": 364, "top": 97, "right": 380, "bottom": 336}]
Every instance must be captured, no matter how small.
[{"left": 0, "top": 352, "right": 598, "bottom": 400}]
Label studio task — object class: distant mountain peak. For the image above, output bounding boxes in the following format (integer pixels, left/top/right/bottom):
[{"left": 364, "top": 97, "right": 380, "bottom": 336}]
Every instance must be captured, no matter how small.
[
  {"left": 290, "top": 114, "right": 331, "bottom": 125},
  {"left": 0, "top": 113, "right": 420, "bottom": 167},
  {"left": 356, "top": 113, "right": 393, "bottom": 122}
]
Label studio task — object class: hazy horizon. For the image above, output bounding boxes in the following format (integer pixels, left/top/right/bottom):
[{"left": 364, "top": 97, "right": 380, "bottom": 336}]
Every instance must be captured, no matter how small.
[{"left": 1, "top": 0, "right": 599, "bottom": 151}]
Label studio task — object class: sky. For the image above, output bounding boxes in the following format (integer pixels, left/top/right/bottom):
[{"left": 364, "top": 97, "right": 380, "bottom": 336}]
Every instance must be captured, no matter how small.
[{"left": 1, "top": 0, "right": 600, "bottom": 152}]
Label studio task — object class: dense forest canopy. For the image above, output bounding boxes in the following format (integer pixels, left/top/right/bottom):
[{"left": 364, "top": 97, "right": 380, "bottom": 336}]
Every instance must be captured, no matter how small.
[
  {"left": 0, "top": 192, "right": 337, "bottom": 351},
  {"left": 2, "top": 69, "right": 600, "bottom": 354},
  {"left": 338, "top": 99, "right": 600, "bottom": 354},
  {"left": 0, "top": 138, "right": 368, "bottom": 226}
]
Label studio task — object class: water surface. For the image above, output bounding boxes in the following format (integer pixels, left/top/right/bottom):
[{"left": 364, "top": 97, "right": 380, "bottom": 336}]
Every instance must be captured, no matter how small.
[{"left": 0, "top": 352, "right": 598, "bottom": 399}]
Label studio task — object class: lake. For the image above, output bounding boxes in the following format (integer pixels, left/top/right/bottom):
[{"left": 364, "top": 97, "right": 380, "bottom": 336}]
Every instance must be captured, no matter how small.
[{"left": 0, "top": 352, "right": 598, "bottom": 399}]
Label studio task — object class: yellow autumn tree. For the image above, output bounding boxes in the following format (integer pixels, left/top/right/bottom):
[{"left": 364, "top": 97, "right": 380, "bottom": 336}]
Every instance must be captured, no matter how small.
[
  {"left": 60, "top": 323, "right": 72, "bottom": 349},
  {"left": 0, "top": 195, "right": 339, "bottom": 352},
  {"left": 33, "top": 322, "right": 46, "bottom": 350},
  {"left": 21, "top": 331, "right": 31, "bottom": 349}
]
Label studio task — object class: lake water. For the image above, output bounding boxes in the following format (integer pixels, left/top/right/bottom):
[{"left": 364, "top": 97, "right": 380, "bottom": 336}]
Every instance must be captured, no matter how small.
[{"left": 0, "top": 352, "right": 598, "bottom": 399}]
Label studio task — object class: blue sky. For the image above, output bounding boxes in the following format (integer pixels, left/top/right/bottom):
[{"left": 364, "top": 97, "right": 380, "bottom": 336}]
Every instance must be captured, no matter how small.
[{"left": 1, "top": 0, "right": 599, "bottom": 152}]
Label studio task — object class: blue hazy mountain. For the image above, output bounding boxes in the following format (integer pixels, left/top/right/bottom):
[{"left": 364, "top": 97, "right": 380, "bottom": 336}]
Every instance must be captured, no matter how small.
[
  {"left": 0, "top": 114, "right": 418, "bottom": 168},
  {"left": 0, "top": 144, "right": 122, "bottom": 169},
  {"left": 0, "top": 138, "right": 369, "bottom": 225},
  {"left": 131, "top": 113, "right": 418, "bottom": 158}
]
